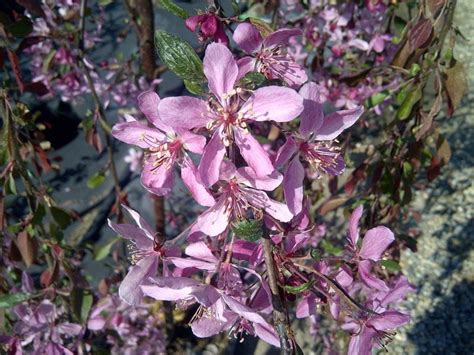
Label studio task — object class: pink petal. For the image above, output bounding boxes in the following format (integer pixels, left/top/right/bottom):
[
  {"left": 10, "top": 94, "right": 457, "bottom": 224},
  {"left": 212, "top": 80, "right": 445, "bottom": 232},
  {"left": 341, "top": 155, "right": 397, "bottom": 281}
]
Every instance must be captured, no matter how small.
[
  {"left": 107, "top": 220, "right": 153, "bottom": 250},
  {"left": 236, "top": 167, "right": 282, "bottom": 191},
  {"left": 348, "top": 38, "right": 370, "bottom": 51},
  {"left": 359, "top": 226, "right": 394, "bottom": 261},
  {"left": 379, "top": 276, "right": 415, "bottom": 307},
  {"left": 140, "top": 163, "right": 173, "bottom": 195},
  {"left": 203, "top": 43, "right": 238, "bottom": 102},
  {"left": 111, "top": 121, "right": 165, "bottom": 149},
  {"left": 273, "top": 137, "right": 298, "bottom": 167},
  {"left": 283, "top": 156, "right": 305, "bottom": 215},
  {"left": 369, "top": 310, "right": 410, "bottom": 330},
  {"left": 296, "top": 295, "right": 316, "bottom": 318},
  {"left": 299, "top": 82, "right": 324, "bottom": 137},
  {"left": 196, "top": 197, "right": 230, "bottom": 236},
  {"left": 347, "top": 205, "right": 363, "bottom": 248},
  {"left": 181, "top": 159, "right": 215, "bottom": 207},
  {"left": 185, "top": 15, "right": 202, "bottom": 32},
  {"left": 263, "top": 28, "right": 302, "bottom": 48},
  {"left": 348, "top": 326, "right": 377, "bottom": 355},
  {"left": 242, "top": 86, "right": 303, "bottom": 122},
  {"left": 169, "top": 257, "right": 216, "bottom": 271},
  {"left": 266, "top": 58, "right": 308, "bottom": 88},
  {"left": 158, "top": 96, "right": 209, "bottom": 129},
  {"left": 141, "top": 277, "right": 220, "bottom": 307},
  {"left": 358, "top": 260, "right": 389, "bottom": 292},
  {"left": 314, "top": 106, "right": 364, "bottom": 141},
  {"left": 122, "top": 204, "right": 154, "bottom": 238},
  {"left": 233, "top": 23, "right": 263, "bottom": 53},
  {"left": 237, "top": 56, "right": 257, "bottom": 80},
  {"left": 221, "top": 294, "right": 266, "bottom": 324},
  {"left": 234, "top": 128, "right": 274, "bottom": 177},
  {"left": 137, "top": 90, "right": 169, "bottom": 132},
  {"left": 185, "top": 241, "right": 218, "bottom": 262},
  {"left": 198, "top": 129, "right": 226, "bottom": 187},
  {"left": 254, "top": 322, "right": 281, "bottom": 347},
  {"left": 119, "top": 255, "right": 158, "bottom": 305},
  {"left": 179, "top": 130, "right": 207, "bottom": 154},
  {"left": 243, "top": 188, "right": 293, "bottom": 222},
  {"left": 191, "top": 317, "right": 227, "bottom": 338}
]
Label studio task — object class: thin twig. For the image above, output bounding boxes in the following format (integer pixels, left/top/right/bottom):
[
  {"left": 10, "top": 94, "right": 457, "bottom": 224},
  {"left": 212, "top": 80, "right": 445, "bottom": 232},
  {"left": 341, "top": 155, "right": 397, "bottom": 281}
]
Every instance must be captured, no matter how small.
[{"left": 262, "top": 238, "right": 295, "bottom": 354}]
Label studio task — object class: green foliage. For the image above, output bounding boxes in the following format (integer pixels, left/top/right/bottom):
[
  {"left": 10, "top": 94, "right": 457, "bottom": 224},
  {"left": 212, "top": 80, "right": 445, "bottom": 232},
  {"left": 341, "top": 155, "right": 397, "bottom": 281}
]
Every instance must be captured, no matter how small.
[
  {"left": 284, "top": 280, "right": 315, "bottom": 294},
  {"left": 87, "top": 172, "right": 106, "bottom": 189},
  {"left": 158, "top": 0, "right": 189, "bottom": 19},
  {"left": 0, "top": 292, "right": 35, "bottom": 308},
  {"left": 231, "top": 219, "right": 263, "bottom": 241},
  {"left": 155, "top": 31, "right": 205, "bottom": 83},
  {"left": 71, "top": 288, "right": 93, "bottom": 324}
]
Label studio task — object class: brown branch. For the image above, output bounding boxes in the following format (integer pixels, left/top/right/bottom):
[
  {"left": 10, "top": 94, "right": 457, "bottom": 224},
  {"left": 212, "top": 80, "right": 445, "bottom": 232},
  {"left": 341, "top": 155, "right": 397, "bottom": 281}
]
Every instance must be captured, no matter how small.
[{"left": 262, "top": 238, "right": 295, "bottom": 354}]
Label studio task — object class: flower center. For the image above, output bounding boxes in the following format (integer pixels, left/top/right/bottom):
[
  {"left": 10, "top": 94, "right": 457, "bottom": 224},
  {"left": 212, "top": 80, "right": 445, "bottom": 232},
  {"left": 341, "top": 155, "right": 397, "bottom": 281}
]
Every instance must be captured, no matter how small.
[
  {"left": 300, "top": 141, "right": 344, "bottom": 177},
  {"left": 143, "top": 137, "right": 183, "bottom": 172}
]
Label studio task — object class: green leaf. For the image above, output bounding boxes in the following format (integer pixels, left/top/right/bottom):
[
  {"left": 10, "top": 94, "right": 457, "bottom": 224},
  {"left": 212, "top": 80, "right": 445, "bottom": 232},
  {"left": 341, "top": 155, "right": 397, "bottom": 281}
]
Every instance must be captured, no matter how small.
[
  {"left": 155, "top": 31, "right": 205, "bottom": 82},
  {"left": 366, "top": 90, "right": 389, "bottom": 108},
  {"left": 31, "top": 204, "right": 46, "bottom": 226},
  {"left": 231, "top": 219, "right": 263, "bottom": 241},
  {"left": 380, "top": 259, "right": 401, "bottom": 273},
  {"left": 310, "top": 248, "right": 322, "bottom": 261},
  {"left": 87, "top": 173, "right": 106, "bottom": 189},
  {"left": 8, "top": 174, "right": 17, "bottom": 195},
  {"left": 158, "top": 0, "right": 189, "bottom": 19},
  {"left": 8, "top": 17, "right": 33, "bottom": 37},
  {"left": 42, "top": 49, "right": 57, "bottom": 74},
  {"left": 98, "top": 0, "right": 113, "bottom": 6},
  {"left": 284, "top": 280, "right": 315, "bottom": 294},
  {"left": 50, "top": 206, "right": 72, "bottom": 229},
  {"left": 0, "top": 292, "right": 34, "bottom": 308},
  {"left": 184, "top": 80, "right": 205, "bottom": 96},
  {"left": 320, "top": 239, "right": 343, "bottom": 256},
  {"left": 94, "top": 238, "right": 119, "bottom": 261},
  {"left": 239, "top": 72, "right": 266, "bottom": 90},
  {"left": 71, "top": 287, "right": 93, "bottom": 323},
  {"left": 397, "top": 84, "right": 422, "bottom": 120}
]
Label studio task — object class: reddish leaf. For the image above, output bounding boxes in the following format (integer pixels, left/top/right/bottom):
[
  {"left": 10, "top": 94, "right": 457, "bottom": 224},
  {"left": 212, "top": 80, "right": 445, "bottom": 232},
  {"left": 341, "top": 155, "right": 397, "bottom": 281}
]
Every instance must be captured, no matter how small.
[
  {"left": 7, "top": 50, "right": 24, "bottom": 92},
  {"left": 24, "top": 81, "right": 49, "bottom": 96},
  {"left": 35, "top": 145, "right": 52, "bottom": 173},
  {"left": 328, "top": 176, "right": 338, "bottom": 195},
  {"left": 408, "top": 18, "right": 433, "bottom": 50},
  {"left": 40, "top": 262, "right": 59, "bottom": 287},
  {"left": 16, "top": 36, "right": 47, "bottom": 53},
  {"left": 427, "top": 156, "right": 441, "bottom": 181},
  {"left": 86, "top": 126, "right": 103, "bottom": 153},
  {"left": 344, "top": 164, "right": 366, "bottom": 195},
  {"left": 16, "top": 231, "right": 37, "bottom": 267}
]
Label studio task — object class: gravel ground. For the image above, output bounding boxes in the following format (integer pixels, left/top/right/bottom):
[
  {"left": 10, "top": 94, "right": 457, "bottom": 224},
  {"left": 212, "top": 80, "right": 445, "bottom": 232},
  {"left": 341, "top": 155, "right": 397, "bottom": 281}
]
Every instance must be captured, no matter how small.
[{"left": 387, "top": 0, "right": 474, "bottom": 353}]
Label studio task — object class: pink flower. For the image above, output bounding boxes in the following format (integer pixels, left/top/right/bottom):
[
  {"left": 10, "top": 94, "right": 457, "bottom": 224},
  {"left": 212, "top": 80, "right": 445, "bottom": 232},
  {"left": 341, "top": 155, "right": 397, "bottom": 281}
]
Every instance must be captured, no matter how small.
[
  {"left": 108, "top": 205, "right": 180, "bottom": 304},
  {"left": 158, "top": 43, "right": 303, "bottom": 186},
  {"left": 186, "top": 12, "right": 228, "bottom": 45},
  {"left": 274, "top": 82, "right": 363, "bottom": 214},
  {"left": 345, "top": 206, "right": 395, "bottom": 291},
  {"left": 124, "top": 148, "right": 143, "bottom": 172},
  {"left": 112, "top": 91, "right": 215, "bottom": 206},
  {"left": 233, "top": 23, "right": 308, "bottom": 88},
  {"left": 141, "top": 276, "right": 280, "bottom": 347},
  {"left": 195, "top": 162, "right": 292, "bottom": 236}
]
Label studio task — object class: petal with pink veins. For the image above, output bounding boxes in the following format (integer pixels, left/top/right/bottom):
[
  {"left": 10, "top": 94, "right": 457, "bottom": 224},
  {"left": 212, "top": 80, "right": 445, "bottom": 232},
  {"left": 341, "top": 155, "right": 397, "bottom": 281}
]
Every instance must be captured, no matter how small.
[
  {"left": 359, "top": 226, "right": 394, "bottom": 261},
  {"left": 179, "top": 130, "right": 207, "bottom": 154},
  {"left": 263, "top": 28, "right": 302, "bottom": 48},
  {"left": 358, "top": 260, "right": 389, "bottom": 292},
  {"left": 299, "top": 82, "right": 324, "bottom": 137},
  {"left": 119, "top": 255, "right": 158, "bottom": 305},
  {"left": 203, "top": 43, "right": 238, "bottom": 102},
  {"left": 233, "top": 23, "right": 263, "bottom": 53},
  {"left": 314, "top": 106, "right": 364, "bottom": 141},
  {"left": 244, "top": 188, "right": 293, "bottom": 222},
  {"left": 158, "top": 96, "right": 209, "bottom": 129},
  {"left": 181, "top": 159, "right": 215, "bottom": 207},
  {"left": 112, "top": 121, "right": 165, "bottom": 149},
  {"left": 283, "top": 156, "right": 305, "bottom": 215},
  {"left": 198, "top": 129, "right": 226, "bottom": 186},
  {"left": 234, "top": 128, "right": 274, "bottom": 177},
  {"left": 141, "top": 163, "right": 174, "bottom": 196},
  {"left": 274, "top": 137, "right": 299, "bottom": 167},
  {"left": 242, "top": 86, "right": 304, "bottom": 122},
  {"left": 196, "top": 197, "right": 231, "bottom": 236},
  {"left": 137, "top": 91, "right": 170, "bottom": 132},
  {"left": 236, "top": 167, "right": 282, "bottom": 191},
  {"left": 236, "top": 56, "right": 257, "bottom": 80}
]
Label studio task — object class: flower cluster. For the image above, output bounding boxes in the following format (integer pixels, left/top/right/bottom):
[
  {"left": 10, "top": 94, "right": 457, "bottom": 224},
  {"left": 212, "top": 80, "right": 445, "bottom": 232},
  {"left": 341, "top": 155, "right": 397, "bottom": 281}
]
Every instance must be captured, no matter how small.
[
  {"left": 280, "top": 0, "right": 400, "bottom": 111},
  {"left": 110, "top": 20, "right": 412, "bottom": 353}
]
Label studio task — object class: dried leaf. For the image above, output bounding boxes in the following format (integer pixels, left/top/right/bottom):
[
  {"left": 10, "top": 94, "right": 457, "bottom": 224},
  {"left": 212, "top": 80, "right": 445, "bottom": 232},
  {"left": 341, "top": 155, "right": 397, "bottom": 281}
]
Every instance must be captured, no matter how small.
[
  {"left": 428, "top": 0, "right": 446, "bottom": 17},
  {"left": 319, "top": 196, "right": 348, "bottom": 215},
  {"left": 7, "top": 50, "right": 24, "bottom": 92},
  {"left": 444, "top": 62, "right": 468, "bottom": 116},
  {"left": 40, "top": 261, "right": 59, "bottom": 288},
  {"left": 16, "top": 231, "right": 36, "bottom": 267}
]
